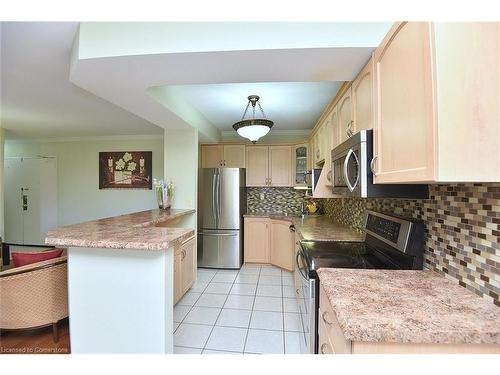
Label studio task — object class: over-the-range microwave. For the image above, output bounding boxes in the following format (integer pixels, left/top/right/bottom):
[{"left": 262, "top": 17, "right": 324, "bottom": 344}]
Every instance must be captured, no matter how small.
[{"left": 331, "top": 129, "right": 429, "bottom": 198}]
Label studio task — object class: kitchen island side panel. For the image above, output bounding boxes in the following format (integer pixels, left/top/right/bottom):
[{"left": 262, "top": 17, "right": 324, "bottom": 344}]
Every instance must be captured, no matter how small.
[{"left": 67, "top": 247, "right": 173, "bottom": 353}]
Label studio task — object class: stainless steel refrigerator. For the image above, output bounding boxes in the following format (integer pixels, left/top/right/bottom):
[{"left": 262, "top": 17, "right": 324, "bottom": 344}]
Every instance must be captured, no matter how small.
[{"left": 197, "top": 168, "right": 246, "bottom": 269}]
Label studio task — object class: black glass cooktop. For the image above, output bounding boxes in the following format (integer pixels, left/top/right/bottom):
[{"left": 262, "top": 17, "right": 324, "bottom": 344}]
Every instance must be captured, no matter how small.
[{"left": 299, "top": 240, "right": 401, "bottom": 275}]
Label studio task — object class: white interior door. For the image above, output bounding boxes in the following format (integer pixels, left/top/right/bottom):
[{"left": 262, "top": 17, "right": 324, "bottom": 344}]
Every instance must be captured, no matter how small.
[{"left": 4, "top": 157, "right": 58, "bottom": 245}]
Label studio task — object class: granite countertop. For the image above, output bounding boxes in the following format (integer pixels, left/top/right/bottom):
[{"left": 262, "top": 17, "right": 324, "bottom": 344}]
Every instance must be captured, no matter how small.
[
  {"left": 45, "top": 208, "right": 196, "bottom": 251},
  {"left": 244, "top": 213, "right": 364, "bottom": 242},
  {"left": 317, "top": 268, "right": 500, "bottom": 345}
]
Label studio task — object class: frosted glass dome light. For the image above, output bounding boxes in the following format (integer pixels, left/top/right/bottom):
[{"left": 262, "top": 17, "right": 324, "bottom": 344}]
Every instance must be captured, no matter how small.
[{"left": 232, "top": 95, "right": 274, "bottom": 144}]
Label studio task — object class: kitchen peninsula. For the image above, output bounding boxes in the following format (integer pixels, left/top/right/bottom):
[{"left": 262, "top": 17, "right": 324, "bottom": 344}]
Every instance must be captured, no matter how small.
[{"left": 45, "top": 208, "right": 195, "bottom": 354}]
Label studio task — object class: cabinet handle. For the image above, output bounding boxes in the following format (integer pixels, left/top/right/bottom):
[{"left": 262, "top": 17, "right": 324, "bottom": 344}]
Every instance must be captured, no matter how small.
[
  {"left": 320, "top": 343, "right": 330, "bottom": 354},
  {"left": 370, "top": 156, "right": 378, "bottom": 176},
  {"left": 327, "top": 170, "right": 332, "bottom": 182},
  {"left": 181, "top": 250, "right": 186, "bottom": 260},
  {"left": 296, "top": 288, "right": 300, "bottom": 295},
  {"left": 322, "top": 311, "right": 332, "bottom": 325},
  {"left": 346, "top": 120, "right": 354, "bottom": 137}
]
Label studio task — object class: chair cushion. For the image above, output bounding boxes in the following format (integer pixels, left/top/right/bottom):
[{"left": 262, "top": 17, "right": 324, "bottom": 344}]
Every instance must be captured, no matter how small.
[{"left": 12, "top": 249, "right": 64, "bottom": 267}]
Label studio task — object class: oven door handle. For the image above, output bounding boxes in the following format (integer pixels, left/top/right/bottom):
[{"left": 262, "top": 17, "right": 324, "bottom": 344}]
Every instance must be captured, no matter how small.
[
  {"left": 296, "top": 250, "right": 309, "bottom": 281},
  {"left": 343, "top": 148, "right": 360, "bottom": 193}
]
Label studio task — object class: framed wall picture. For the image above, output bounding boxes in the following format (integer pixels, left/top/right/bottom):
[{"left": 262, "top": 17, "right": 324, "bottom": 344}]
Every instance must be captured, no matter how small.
[{"left": 99, "top": 151, "right": 152, "bottom": 190}]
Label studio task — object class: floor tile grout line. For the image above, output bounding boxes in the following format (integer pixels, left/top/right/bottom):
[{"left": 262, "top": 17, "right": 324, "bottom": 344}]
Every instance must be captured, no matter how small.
[
  {"left": 202, "top": 268, "right": 240, "bottom": 352},
  {"left": 174, "top": 270, "right": 216, "bottom": 333},
  {"left": 242, "top": 265, "right": 260, "bottom": 353}
]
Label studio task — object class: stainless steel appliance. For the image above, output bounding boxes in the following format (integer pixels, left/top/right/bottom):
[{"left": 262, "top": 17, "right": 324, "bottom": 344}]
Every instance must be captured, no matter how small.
[
  {"left": 295, "top": 210, "right": 424, "bottom": 354},
  {"left": 331, "top": 129, "right": 428, "bottom": 198},
  {"left": 197, "top": 168, "right": 246, "bottom": 269},
  {"left": 305, "top": 169, "right": 321, "bottom": 191}
]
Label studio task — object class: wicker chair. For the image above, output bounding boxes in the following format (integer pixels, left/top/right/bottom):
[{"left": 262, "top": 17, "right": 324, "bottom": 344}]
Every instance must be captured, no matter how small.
[{"left": 0, "top": 256, "right": 68, "bottom": 342}]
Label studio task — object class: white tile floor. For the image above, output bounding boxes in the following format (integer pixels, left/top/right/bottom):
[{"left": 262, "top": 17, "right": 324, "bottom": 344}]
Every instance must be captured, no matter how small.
[{"left": 173, "top": 264, "right": 304, "bottom": 354}]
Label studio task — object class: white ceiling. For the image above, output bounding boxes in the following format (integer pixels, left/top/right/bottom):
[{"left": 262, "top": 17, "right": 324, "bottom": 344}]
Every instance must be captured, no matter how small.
[
  {"left": 1, "top": 22, "right": 393, "bottom": 142},
  {"left": 167, "top": 81, "right": 341, "bottom": 131},
  {"left": 71, "top": 22, "right": 392, "bottom": 142},
  {"left": 0, "top": 22, "right": 163, "bottom": 139}
]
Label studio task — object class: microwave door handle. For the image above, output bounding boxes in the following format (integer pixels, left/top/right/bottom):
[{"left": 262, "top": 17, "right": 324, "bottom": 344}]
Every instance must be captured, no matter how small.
[{"left": 344, "top": 149, "right": 360, "bottom": 193}]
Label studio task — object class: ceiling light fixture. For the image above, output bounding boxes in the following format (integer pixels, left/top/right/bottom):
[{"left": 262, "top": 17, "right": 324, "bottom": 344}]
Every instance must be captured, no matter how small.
[{"left": 232, "top": 95, "right": 274, "bottom": 143}]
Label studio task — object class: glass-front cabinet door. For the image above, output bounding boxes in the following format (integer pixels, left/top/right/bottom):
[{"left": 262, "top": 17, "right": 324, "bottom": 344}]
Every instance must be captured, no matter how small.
[{"left": 294, "top": 144, "right": 308, "bottom": 186}]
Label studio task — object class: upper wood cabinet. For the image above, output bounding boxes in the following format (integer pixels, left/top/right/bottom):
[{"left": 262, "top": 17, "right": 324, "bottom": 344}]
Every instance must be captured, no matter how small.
[
  {"left": 201, "top": 145, "right": 223, "bottom": 168},
  {"left": 337, "top": 87, "right": 353, "bottom": 145},
  {"left": 246, "top": 146, "right": 269, "bottom": 186},
  {"left": 201, "top": 144, "right": 245, "bottom": 168},
  {"left": 270, "top": 220, "right": 295, "bottom": 271},
  {"left": 269, "top": 146, "right": 292, "bottom": 186},
  {"left": 352, "top": 56, "right": 374, "bottom": 134},
  {"left": 373, "top": 22, "right": 500, "bottom": 183},
  {"left": 244, "top": 217, "right": 270, "bottom": 263},
  {"left": 246, "top": 145, "right": 292, "bottom": 187},
  {"left": 330, "top": 105, "right": 340, "bottom": 149},
  {"left": 223, "top": 145, "right": 246, "bottom": 168},
  {"left": 293, "top": 144, "right": 308, "bottom": 186}
]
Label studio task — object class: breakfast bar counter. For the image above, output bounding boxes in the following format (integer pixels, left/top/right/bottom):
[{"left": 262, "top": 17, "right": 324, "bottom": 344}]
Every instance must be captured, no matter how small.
[{"left": 45, "top": 208, "right": 196, "bottom": 354}]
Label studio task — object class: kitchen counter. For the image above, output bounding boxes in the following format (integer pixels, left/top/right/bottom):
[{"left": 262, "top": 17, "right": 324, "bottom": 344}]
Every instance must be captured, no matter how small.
[
  {"left": 244, "top": 213, "right": 364, "bottom": 242},
  {"left": 46, "top": 208, "right": 195, "bottom": 251},
  {"left": 46, "top": 208, "right": 196, "bottom": 354},
  {"left": 317, "top": 268, "right": 500, "bottom": 345}
]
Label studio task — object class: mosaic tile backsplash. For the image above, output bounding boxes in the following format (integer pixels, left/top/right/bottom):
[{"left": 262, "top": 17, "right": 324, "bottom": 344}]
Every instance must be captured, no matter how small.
[
  {"left": 247, "top": 187, "right": 311, "bottom": 214},
  {"left": 323, "top": 184, "right": 500, "bottom": 307}
]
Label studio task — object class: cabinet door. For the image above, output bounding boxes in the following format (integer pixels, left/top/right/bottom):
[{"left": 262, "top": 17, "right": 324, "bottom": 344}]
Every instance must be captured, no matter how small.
[
  {"left": 330, "top": 105, "right": 340, "bottom": 149},
  {"left": 269, "top": 146, "right": 292, "bottom": 186},
  {"left": 337, "top": 87, "right": 353, "bottom": 145},
  {"left": 174, "top": 249, "right": 182, "bottom": 304},
  {"left": 181, "top": 237, "right": 196, "bottom": 294},
  {"left": 246, "top": 146, "right": 269, "bottom": 186},
  {"left": 223, "top": 145, "right": 245, "bottom": 168},
  {"left": 293, "top": 144, "right": 308, "bottom": 186},
  {"left": 373, "top": 22, "right": 435, "bottom": 183},
  {"left": 352, "top": 56, "right": 374, "bottom": 134},
  {"left": 270, "top": 220, "right": 294, "bottom": 271},
  {"left": 201, "top": 145, "right": 223, "bottom": 168},
  {"left": 244, "top": 218, "right": 270, "bottom": 263}
]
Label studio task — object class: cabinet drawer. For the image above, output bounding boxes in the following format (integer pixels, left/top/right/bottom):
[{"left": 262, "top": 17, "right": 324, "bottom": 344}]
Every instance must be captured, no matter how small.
[
  {"left": 318, "top": 307, "right": 335, "bottom": 354},
  {"left": 319, "top": 283, "right": 352, "bottom": 354}
]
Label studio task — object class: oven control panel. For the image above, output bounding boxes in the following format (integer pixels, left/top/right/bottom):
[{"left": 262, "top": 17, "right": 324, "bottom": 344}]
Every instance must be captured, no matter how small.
[
  {"left": 365, "top": 214, "right": 401, "bottom": 244},
  {"left": 363, "top": 211, "right": 413, "bottom": 253}
]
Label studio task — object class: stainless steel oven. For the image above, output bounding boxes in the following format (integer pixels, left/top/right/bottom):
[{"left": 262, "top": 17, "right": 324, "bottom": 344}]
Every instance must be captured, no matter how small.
[
  {"left": 295, "top": 244, "right": 317, "bottom": 354},
  {"left": 331, "top": 129, "right": 428, "bottom": 198}
]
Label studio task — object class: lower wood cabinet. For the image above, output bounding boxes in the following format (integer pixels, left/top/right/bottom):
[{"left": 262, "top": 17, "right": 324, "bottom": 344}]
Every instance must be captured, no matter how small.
[
  {"left": 244, "top": 217, "right": 295, "bottom": 271},
  {"left": 174, "top": 236, "right": 196, "bottom": 304},
  {"left": 270, "top": 220, "right": 295, "bottom": 271},
  {"left": 244, "top": 217, "right": 270, "bottom": 263},
  {"left": 318, "top": 282, "right": 500, "bottom": 354}
]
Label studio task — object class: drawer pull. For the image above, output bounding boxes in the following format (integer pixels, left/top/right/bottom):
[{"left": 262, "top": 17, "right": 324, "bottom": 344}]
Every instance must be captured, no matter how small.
[
  {"left": 322, "top": 311, "right": 332, "bottom": 325},
  {"left": 320, "top": 343, "right": 330, "bottom": 354}
]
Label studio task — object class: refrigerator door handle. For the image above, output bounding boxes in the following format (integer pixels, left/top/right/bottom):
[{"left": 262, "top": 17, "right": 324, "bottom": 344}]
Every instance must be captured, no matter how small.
[
  {"left": 216, "top": 172, "right": 222, "bottom": 228},
  {"left": 212, "top": 173, "right": 217, "bottom": 225}
]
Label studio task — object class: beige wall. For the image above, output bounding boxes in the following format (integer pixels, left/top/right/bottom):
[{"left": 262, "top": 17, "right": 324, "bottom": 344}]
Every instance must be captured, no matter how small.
[
  {"left": 4, "top": 136, "right": 164, "bottom": 226},
  {"left": 164, "top": 128, "right": 198, "bottom": 228},
  {"left": 0, "top": 128, "right": 4, "bottom": 239}
]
